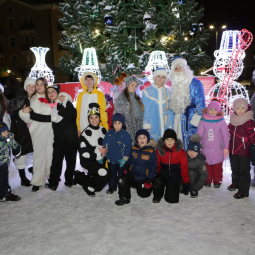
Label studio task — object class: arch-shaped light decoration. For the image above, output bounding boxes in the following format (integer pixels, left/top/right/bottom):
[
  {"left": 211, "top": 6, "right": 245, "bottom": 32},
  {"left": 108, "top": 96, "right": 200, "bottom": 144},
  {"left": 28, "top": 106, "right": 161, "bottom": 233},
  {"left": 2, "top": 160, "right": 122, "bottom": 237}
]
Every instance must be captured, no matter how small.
[{"left": 75, "top": 48, "right": 102, "bottom": 83}]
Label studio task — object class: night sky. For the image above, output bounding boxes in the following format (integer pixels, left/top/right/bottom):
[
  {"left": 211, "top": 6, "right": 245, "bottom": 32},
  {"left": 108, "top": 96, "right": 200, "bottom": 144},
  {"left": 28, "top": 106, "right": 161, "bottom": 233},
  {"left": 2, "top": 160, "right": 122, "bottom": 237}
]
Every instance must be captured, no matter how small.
[{"left": 196, "top": 0, "right": 255, "bottom": 58}]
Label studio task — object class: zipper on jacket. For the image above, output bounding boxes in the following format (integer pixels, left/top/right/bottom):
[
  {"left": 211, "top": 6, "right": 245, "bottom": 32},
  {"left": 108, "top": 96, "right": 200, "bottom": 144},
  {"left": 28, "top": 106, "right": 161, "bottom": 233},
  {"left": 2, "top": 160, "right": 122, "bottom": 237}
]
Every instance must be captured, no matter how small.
[
  {"left": 232, "top": 126, "right": 236, "bottom": 154},
  {"left": 169, "top": 152, "right": 171, "bottom": 170}
]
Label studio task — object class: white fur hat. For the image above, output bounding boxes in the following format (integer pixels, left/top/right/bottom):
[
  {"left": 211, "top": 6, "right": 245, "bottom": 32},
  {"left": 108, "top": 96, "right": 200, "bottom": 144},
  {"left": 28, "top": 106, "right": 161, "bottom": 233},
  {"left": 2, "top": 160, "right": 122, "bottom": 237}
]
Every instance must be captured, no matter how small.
[
  {"left": 153, "top": 68, "right": 168, "bottom": 81},
  {"left": 0, "top": 83, "right": 4, "bottom": 93},
  {"left": 171, "top": 57, "right": 187, "bottom": 70},
  {"left": 24, "top": 77, "right": 36, "bottom": 90}
]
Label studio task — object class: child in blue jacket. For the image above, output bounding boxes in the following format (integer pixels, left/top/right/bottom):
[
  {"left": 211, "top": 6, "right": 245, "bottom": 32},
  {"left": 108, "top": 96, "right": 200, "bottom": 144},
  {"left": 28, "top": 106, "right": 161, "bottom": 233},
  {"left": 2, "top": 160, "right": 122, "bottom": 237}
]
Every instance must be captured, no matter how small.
[
  {"left": 100, "top": 113, "right": 132, "bottom": 194},
  {"left": 0, "top": 122, "right": 22, "bottom": 202},
  {"left": 115, "top": 129, "right": 157, "bottom": 206}
]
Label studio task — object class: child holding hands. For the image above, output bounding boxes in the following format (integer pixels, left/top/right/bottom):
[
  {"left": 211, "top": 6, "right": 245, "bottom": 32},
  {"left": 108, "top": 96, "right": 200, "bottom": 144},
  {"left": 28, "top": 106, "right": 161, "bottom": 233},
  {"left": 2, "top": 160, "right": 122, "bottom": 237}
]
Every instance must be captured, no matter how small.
[{"left": 100, "top": 113, "right": 132, "bottom": 194}]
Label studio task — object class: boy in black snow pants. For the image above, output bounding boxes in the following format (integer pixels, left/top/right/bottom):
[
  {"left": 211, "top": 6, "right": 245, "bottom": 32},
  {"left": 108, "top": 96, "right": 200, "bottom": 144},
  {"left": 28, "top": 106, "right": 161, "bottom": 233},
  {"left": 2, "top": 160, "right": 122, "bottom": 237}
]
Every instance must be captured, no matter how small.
[
  {"left": 0, "top": 122, "right": 22, "bottom": 202},
  {"left": 186, "top": 134, "right": 208, "bottom": 198},
  {"left": 115, "top": 129, "right": 157, "bottom": 206}
]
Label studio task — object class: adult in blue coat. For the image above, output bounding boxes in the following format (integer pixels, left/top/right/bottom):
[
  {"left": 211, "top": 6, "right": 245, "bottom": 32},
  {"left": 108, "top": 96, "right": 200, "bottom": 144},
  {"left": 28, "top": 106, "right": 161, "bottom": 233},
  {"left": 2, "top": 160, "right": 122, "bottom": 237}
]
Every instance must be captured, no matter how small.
[{"left": 169, "top": 57, "right": 205, "bottom": 150}]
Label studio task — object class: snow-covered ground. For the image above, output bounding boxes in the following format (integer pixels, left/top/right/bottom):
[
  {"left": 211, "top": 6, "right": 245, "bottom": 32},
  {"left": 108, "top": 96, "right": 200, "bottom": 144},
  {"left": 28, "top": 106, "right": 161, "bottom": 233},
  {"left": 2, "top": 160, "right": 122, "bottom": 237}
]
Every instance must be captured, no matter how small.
[{"left": 1, "top": 156, "right": 255, "bottom": 255}]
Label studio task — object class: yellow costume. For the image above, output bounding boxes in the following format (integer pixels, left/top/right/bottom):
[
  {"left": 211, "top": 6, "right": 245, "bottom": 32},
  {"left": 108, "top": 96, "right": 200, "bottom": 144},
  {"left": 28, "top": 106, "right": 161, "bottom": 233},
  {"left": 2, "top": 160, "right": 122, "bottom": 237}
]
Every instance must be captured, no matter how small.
[{"left": 76, "top": 72, "right": 108, "bottom": 132}]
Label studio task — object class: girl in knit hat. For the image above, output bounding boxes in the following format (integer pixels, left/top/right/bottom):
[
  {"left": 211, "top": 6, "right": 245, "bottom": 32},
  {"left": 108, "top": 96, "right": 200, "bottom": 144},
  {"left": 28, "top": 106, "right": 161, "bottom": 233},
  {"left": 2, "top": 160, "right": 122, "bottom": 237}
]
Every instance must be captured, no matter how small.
[
  {"left": 114, "top": 75, "right": 144, "bottom": 143},
  {"left": 197, "top": 100, "right": 229, "bottom": 188},
  {"left": 228, "top": 98, "right": 255, "bottom": 199}
]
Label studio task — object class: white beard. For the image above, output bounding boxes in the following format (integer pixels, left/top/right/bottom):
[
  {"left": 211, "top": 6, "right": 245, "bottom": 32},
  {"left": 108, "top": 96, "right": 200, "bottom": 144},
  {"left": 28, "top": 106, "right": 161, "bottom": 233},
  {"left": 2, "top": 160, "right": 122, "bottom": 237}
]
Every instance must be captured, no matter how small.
[{"left": 169, "top": 70, "right": 193, "bottom": 114}]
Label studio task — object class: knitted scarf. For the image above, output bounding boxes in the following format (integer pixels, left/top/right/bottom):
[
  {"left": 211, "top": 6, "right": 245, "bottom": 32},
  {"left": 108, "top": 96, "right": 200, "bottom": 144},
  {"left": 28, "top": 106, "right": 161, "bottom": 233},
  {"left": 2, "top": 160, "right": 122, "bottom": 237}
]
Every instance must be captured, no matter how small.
[
  {"left": 230, "top": 110, "right": 254, "bottom": 126},
  {"left": 201, "top": 113, "right": 224, "bottom": 123}
]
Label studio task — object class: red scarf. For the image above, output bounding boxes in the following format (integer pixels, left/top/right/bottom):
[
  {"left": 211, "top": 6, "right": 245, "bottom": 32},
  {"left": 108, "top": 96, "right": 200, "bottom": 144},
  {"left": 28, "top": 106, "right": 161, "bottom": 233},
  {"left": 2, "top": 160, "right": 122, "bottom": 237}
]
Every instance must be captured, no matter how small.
[{"left": 38, "top": 98, "right": 48, "bottom": 104}]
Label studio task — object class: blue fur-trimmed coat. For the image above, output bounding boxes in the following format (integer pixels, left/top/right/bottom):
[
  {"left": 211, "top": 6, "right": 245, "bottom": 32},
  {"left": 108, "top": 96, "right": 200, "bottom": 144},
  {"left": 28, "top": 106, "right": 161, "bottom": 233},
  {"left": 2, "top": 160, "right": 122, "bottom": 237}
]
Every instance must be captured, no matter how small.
[
  {"left": 179, "top": 78, "right": 205, "bottom": 150},
  {"left": 142, "top": 83, "right": 175, "bottom": 142}
]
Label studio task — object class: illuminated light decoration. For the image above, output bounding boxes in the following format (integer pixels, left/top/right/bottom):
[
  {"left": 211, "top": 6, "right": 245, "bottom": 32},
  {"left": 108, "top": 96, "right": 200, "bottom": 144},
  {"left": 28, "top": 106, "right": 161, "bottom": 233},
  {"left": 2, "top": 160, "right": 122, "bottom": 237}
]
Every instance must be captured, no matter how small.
[
  {"left": 104, "top": 15, "right": 113, "bottom": 26},
  {"left": 29, "top": 47, "right": 54, "bottom": 85},
  {"left": 206, "top": 29, "right": 253, "bottom": 123},
  {"left": 144, "top": 51, "right": 170, "bottom": 82},
  {"left": 75, "top": 47, "right": 102, "bottom": 83}
]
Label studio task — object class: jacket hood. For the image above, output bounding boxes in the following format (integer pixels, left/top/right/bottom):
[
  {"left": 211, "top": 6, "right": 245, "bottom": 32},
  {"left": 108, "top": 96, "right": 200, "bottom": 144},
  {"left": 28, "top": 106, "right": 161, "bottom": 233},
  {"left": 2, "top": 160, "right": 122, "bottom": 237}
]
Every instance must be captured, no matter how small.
[
  {"left": 156, "top": 137, "right": 183, "bottom": 156},
  {"left": 80, "top": 72, "right": 99, "bottom": 93}
]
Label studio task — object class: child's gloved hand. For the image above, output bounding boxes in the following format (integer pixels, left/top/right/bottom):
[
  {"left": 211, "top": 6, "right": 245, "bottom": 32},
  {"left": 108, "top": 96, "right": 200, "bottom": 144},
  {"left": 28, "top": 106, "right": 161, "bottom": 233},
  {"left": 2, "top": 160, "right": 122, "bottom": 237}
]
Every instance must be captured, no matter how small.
[
  {"left": 98, "top": 158, "right": 104, "bottom": 164},
  {"left": 118, "top": 158, "right": 127, "bottom": 167},
  {"left": 181, "top": 183, "right": 190, "bottom": 195},
  {"left": 144, "top": 179, "right": 152, "bottom": 189}
]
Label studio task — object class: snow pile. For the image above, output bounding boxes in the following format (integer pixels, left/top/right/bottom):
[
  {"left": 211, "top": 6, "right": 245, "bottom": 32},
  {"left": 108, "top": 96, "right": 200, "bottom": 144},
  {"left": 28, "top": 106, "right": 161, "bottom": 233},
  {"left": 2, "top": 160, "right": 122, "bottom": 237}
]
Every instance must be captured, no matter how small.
[{"left": 1, "top": 157, "right": 255, "bottom": 255}]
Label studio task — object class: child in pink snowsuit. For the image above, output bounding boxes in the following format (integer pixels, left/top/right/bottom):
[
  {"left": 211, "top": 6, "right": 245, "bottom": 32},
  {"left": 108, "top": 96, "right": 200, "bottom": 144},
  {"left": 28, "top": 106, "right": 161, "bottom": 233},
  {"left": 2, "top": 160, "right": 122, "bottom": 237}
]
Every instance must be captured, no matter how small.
[{"left": 197, "top": 101, "right": 229, "bottom": 188}]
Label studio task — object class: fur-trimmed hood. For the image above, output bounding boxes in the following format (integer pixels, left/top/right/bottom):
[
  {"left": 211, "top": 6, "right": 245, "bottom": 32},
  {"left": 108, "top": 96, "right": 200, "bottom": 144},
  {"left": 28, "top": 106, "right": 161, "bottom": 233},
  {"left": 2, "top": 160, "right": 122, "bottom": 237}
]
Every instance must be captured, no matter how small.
[{"left": 156, "top": 137, "right": 183, "bottom": 156}]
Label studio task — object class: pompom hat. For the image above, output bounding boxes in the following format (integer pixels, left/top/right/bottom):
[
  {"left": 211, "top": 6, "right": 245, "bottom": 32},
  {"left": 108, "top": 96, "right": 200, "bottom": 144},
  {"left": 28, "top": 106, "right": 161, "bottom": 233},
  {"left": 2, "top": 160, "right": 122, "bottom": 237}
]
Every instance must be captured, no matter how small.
[
  {"left": 124, "top": 76, "right": 143, "bottom": 87},
  {"left": 207, "top": 101, "right": 221, "bottom": 114},
  {"left": 24, "top": 77, "right": 36, "bottom": 90},
  {"left": 153, "top": 68, "right": 168, "bottom": 82},
  {"left": 233, "top": 98, "right": 248, "bottom": 112}
]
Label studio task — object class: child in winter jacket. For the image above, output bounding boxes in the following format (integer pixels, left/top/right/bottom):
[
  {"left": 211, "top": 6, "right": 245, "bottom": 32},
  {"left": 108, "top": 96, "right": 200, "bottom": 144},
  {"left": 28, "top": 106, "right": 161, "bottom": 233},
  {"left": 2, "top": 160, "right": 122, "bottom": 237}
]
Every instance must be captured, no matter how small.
[
  {"left": 186, "top": 134, "right": 208, "bottom": 198},
  {"left": 0, "top": 122, "right": 22, "bottom": 202},
  {"left": 152, "top": 129, "right": 190, "bottom": 204},
  {"left": 228, "top": 98, "right": 255, "bottom": 199},
  {"left": 249, "top": 92, "right": 255, "bottom": 187},
  {"left": 115, "top": 129, "right": 157, "bottom": 206},
  {"left": 197, "top": 101, "right": 229, "bottom": 188},
  {"left": 100, "top": 113, "right": 132, "bottom": 194}
]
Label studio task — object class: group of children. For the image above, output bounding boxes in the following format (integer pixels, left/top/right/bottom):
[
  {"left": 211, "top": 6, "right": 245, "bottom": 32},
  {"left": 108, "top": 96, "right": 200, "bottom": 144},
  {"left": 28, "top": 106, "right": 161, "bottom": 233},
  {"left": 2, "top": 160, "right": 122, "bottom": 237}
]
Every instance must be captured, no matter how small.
[{"left": 0, "top": 69, "right": 255, "bottom": 204}]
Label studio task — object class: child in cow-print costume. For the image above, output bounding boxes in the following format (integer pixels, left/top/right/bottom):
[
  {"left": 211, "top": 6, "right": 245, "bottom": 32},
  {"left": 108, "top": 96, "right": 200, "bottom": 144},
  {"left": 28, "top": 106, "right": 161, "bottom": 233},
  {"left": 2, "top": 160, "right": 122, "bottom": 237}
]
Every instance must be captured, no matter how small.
[{"left": 74, "top": 103, "right": 111, "bottom": 197}]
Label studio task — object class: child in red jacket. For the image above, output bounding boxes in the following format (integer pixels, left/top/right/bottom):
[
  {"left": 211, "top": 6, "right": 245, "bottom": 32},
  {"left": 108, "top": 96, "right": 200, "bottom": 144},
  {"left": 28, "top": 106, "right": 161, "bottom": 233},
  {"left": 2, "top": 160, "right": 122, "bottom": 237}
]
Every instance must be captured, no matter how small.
[
  {"left": 228, "top": 98, "right": 255, "bottom": 199},
  {"left": 152, "top": 129, "right": 190, "bottom": 203}
]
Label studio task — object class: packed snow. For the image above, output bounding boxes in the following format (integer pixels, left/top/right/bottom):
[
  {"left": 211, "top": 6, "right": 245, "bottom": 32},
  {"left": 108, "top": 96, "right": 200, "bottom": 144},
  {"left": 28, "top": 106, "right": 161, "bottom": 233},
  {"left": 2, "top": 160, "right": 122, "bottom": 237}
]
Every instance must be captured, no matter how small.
[{"left": 1, "top": 155, "right": 255, "bottom": 255}]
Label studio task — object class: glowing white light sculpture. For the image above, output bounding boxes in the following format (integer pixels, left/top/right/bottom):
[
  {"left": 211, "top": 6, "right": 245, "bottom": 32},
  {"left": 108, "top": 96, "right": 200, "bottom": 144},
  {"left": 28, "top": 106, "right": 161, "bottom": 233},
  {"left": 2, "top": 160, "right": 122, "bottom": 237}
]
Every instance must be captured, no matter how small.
[
  {"left": 144, "top": 51, "right": 170, "bottom": 82},
  {"left": 206, "top": 29, "right": 253, "bottom": 123},
  {"left": 75, "top": 48, "right": 102, "bottom": 82},
  {"left": 29, "top": 47, "right": 54, "bottom": 85},
  {"left": 213, "top": 30, "right": 245, "bottom": 81}
]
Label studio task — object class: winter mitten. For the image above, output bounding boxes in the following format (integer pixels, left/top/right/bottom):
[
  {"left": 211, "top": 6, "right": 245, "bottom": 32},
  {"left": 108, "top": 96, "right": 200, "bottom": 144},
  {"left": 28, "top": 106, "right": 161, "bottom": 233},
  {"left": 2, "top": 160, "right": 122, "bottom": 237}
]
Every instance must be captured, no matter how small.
[
  {"left": 144, "top": 179, "right": 152, "bottom": 189},
  {"left": 98, "top": 158, "right": 104, "bottom": 164},
  {"left": 51, "top": 106, "right": 63, "bottom": 123},
  {"left": 181, "top": 183, "right": 190, "bottom": 195},
  {"left": 118, "top": 158, "right": 127, "bottom": 167},
  {"left": 159, "top": 168, "right": 170, "bottom": 179}
]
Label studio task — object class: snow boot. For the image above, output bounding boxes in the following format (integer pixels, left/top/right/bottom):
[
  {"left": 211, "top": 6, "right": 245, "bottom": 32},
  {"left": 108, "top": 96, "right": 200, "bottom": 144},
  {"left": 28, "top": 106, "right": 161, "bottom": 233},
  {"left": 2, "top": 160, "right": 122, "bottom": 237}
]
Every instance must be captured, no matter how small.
[
  {"left": 45, "top": 182, "right": 59, "bottom": 191},
  {"left": 214, "top": 184, "right": 221, "bottom": 188},
  {"left": 227, "top": 184, "right": 238, "bottom": 191},
  {"left": 18, "top": 169, "right": 31, "bottom": 187},
  {"left": 190, "top": 189, "right": 198, "bottom": 198},
  {"left": 5, "top": 193, "right": 21, "bottom": 201},
  {"left": 204, "top": 183, "right": 211, "bottom": 187},
  {"left": 106, "top": 189, "right": 116, "bottom": 194},
  {"left": 83, "top": 185, "right": 96, "bottom": 197},
  {"left": 152, "top": 198, "right": 161, "bottom": 203},
  {"left": 233, "top": 192, "right": 245, "bottom": 199},
  {"left": 115, "top": 198, "right": 130, "bottom": 206},
  {"left": 32, "top": 185, "right": 40, "bottom": 192},
  {"left": 64, "top": 181, "right": 74, "bottom": 188}
]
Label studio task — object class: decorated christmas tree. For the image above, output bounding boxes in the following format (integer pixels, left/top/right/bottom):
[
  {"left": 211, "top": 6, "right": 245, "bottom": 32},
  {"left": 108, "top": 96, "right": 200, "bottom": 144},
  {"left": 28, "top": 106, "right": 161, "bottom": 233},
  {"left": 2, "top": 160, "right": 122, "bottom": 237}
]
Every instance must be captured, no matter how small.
[{"left": 59, "top": 0, "right": 212, "bottom": 82}]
